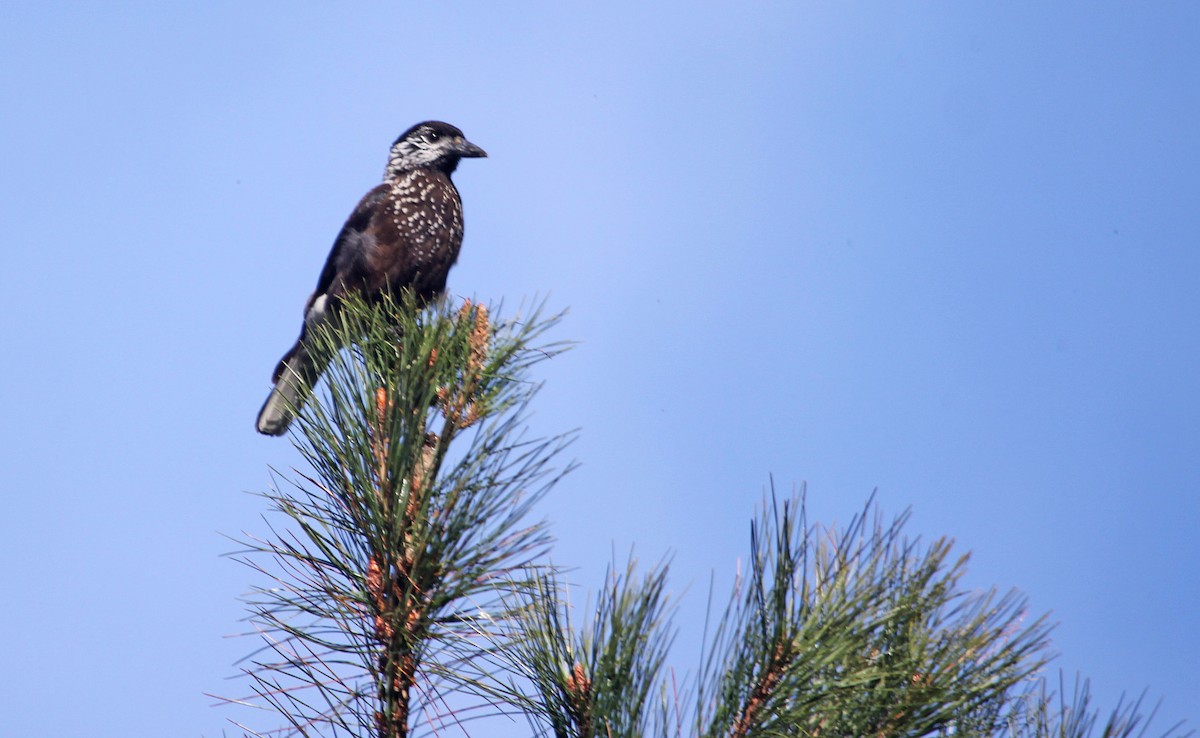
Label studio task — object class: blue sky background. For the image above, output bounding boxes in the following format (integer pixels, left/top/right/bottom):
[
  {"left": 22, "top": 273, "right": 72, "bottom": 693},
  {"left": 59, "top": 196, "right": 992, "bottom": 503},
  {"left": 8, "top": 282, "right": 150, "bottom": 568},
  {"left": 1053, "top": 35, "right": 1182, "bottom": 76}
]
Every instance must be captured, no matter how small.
[{"left": 1, "top": 3, "right": 1196, "bottom": 735}]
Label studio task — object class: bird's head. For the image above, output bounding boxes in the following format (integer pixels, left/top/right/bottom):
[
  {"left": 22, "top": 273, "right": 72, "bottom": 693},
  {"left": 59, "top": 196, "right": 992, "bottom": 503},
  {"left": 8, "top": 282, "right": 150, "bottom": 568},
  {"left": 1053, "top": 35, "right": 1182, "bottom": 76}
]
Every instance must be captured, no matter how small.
[{"left": 385, "top": 121, "right": 487, "bottom": 178}]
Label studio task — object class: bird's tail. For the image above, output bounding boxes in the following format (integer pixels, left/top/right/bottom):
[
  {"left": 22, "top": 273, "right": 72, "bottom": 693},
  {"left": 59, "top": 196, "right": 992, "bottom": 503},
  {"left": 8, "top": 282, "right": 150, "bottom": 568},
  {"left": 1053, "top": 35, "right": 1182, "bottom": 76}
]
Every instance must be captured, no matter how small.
[{"left": 256, "top": 341, "right": 326, "bottom": 436}]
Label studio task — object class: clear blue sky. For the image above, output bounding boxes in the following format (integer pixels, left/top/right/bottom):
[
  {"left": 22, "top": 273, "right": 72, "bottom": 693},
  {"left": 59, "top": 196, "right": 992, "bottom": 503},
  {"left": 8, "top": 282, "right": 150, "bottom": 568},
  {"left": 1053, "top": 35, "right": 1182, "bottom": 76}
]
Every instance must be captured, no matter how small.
[{"left": 1, "top": 3, "right": 1196, "bottom": 735}]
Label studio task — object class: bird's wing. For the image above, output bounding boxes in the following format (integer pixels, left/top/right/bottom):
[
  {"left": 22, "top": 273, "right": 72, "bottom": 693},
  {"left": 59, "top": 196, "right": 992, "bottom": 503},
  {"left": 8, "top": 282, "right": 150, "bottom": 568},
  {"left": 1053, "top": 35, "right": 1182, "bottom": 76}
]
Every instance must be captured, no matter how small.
[{"left": 305, "top": 183, "right": 392, "bottom": 320}]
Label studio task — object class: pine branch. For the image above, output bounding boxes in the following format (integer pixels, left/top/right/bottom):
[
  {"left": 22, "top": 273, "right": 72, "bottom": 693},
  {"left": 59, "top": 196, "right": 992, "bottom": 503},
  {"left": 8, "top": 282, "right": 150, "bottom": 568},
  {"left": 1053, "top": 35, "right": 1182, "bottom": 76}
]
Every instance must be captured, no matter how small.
[
  {"left": 695, "top": 487, "right": 1055, "bottom": 738},
  {"left": 230, "top": 291, "right": 575, "bottom": 738},
  {"left": 505, "top": 558, "right": 675, "bottom": 738}
]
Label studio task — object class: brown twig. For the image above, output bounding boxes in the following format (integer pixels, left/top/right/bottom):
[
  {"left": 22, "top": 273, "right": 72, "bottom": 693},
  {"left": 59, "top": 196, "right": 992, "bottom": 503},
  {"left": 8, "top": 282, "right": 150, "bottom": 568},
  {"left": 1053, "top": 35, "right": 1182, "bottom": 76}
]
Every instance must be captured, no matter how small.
[{"left": 731, "top": 640, "right": 792, "bottom": 738}]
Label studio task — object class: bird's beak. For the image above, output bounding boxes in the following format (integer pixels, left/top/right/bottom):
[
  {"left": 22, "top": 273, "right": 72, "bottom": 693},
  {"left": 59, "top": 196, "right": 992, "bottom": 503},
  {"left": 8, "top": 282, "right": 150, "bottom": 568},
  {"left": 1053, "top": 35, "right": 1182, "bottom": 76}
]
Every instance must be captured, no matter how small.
[{"left": 456, "top": 137, "right": 487, "bottom": 158}]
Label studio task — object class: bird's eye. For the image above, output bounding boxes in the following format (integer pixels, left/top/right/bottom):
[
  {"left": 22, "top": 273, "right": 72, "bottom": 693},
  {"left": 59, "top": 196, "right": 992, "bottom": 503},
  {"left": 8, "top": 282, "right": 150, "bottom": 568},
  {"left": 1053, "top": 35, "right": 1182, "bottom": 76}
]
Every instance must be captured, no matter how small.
[{"left": 425, "top": 130, "right": 440, "bottom": 143}]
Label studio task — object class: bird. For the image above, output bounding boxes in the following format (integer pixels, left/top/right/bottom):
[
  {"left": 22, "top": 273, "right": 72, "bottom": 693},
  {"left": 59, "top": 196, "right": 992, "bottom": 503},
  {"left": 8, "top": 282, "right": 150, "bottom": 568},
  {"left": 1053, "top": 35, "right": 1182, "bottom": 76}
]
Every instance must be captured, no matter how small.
[{"left": 256, "top": 121, "right": 487, "bottom": 436}]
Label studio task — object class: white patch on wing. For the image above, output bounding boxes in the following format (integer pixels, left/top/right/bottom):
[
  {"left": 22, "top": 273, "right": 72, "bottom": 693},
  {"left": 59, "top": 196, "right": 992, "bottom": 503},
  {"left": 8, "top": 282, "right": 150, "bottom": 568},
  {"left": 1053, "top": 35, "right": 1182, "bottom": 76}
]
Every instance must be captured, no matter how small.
[{"left": 305, "top": 294, "right": 329, "bottom": 326}]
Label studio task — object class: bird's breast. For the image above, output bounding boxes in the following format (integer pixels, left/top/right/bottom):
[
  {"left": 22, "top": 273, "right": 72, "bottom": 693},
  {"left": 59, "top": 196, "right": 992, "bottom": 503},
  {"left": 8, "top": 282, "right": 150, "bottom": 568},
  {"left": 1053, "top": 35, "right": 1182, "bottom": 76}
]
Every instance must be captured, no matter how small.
[{"left": 365, "top": 170, "right": 465, "bottom": 296}]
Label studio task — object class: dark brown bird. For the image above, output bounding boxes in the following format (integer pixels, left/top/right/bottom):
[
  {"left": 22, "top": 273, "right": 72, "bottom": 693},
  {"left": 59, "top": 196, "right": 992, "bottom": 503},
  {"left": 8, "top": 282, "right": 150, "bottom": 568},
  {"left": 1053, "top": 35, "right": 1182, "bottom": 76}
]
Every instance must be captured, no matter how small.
[{"left": 256, "top": 121, "right": 487, "bottom": 436}]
